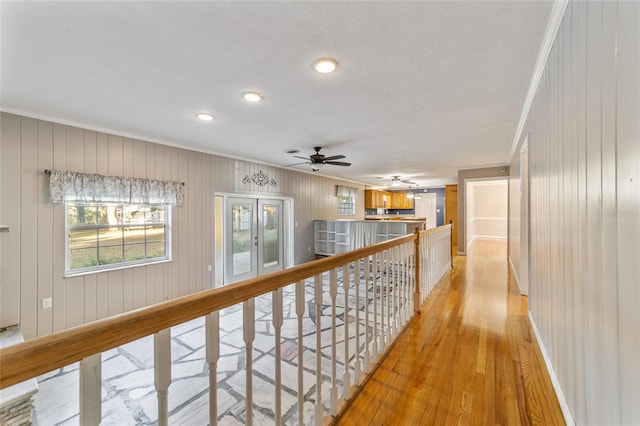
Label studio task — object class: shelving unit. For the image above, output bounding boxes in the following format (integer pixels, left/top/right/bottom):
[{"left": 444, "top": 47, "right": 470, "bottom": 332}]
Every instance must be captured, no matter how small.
[
  {"left": 314, "top": 219, "right": 424, "bottom": 256},
  {"left": 313, "top": 220, "right": 335, "bottom": 256}
]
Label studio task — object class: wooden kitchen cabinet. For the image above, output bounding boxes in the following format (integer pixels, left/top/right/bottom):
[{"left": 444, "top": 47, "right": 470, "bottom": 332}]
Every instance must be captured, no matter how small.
[
  {"left": 365, "top": 190, "right": 391, "bottom": 209},
  {"left": 366, "top": 190, "right": 413, "bottom": 209},
  {"left": 391, "top": 192, "right": 413, "bottom": 209}
]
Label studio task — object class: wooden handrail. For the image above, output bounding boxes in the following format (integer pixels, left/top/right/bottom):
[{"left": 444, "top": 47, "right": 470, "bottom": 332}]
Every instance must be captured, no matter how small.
[{"left": 0, "top": 233, "right": 415, "bottom": 390}]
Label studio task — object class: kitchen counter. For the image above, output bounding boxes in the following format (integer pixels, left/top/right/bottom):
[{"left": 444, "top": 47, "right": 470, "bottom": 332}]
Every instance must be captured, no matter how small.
[{"left": 364, "top": 215, "right": 426, "bottom": 221}]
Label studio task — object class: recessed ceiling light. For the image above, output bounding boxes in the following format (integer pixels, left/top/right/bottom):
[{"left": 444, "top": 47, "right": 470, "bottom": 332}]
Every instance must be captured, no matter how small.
[
  {"left": 242, "top": 91, "right": 262, "bottom": 102},
  {"left": 313, "top": 58, "right": 338, "bottom": 74},
  {"left": 196, "top": 112, "right": 214, "bottom": 121}
]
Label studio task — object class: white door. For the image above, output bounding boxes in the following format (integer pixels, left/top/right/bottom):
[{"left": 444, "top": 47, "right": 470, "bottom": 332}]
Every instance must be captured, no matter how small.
[
  {"left": 415, "top": 193, "right": 437, "bottom": 229},
  {"left": 225, "top": 198, "right": 284, "bottom": 284}
]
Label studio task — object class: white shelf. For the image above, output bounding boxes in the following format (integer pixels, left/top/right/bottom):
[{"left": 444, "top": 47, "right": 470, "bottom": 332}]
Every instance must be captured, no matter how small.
[{"left": 314, "top": 219, "right": 424, "bottom": 256}]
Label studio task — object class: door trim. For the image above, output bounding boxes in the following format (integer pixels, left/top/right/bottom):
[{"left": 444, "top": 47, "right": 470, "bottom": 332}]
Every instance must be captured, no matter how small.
[{"left": 214, "top": 193, "right": 294, "bottom": 287}]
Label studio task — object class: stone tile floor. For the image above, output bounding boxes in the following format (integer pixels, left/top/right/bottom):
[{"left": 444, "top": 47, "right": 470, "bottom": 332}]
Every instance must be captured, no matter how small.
[{"left": 32, "top": 265, "right": 403, "bottom": 425}]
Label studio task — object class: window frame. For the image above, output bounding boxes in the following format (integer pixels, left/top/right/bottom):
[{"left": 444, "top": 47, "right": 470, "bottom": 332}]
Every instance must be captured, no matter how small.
[
  {"left": 64, "top": 202, "right": 172, "bottom": 277},
  {"left": 337, "top": 195, "right": 356, "bottom": 216}
]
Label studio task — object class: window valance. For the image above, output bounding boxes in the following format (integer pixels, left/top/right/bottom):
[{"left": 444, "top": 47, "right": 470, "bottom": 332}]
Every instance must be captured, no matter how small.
[
  {"left": 47, "top": 170, "right": 184, "bottom": 206},
  {"left": 336, "top": 185, "right": 359, "bottom": 198}
]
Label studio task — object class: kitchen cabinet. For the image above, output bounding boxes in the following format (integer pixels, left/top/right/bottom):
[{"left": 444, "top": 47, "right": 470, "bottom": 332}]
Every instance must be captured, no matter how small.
[
  {"left": 365, "top": 190, "right": 413, "bottom": 209},
  {"left": 365, "top": 190, "right": 392, "bottom": 209},
  {"left": 391, "top": 192, "right": 414, "bottom": 210}
]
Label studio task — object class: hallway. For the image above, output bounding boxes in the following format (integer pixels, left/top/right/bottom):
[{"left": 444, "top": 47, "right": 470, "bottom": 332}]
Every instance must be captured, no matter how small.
[{"left": 336, "top": 239, "right": 565, "bottom": 425}]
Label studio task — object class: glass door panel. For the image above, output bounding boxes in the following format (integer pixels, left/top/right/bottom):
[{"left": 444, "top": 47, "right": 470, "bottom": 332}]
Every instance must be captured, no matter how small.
[
  {"left": 258, "top": 200, "right": 283, "bottom": 275},
  {"left": 226, "top": 199, "right": 257, "bottom": 283}
]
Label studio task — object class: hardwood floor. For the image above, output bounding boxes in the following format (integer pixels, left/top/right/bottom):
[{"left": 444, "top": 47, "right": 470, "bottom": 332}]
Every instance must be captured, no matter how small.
[{"left": 335, "top": 239, "right": 565, "bottom": 426}]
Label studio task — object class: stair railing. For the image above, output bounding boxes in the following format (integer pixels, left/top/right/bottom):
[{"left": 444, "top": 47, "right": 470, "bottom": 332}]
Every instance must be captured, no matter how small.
[{"left": 0, "top": 224, "right": 451, "bottom": 425}]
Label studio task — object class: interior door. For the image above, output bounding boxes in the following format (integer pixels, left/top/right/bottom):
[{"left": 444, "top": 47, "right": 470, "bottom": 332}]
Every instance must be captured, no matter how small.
[{"left": 225, "top": 198, "right": 284, "bottom": 284}]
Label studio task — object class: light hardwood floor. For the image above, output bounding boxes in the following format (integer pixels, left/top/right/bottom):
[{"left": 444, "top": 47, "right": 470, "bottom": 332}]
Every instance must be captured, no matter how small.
[{"left": 335, "top": 239, "right": 565, "bottom": 426}]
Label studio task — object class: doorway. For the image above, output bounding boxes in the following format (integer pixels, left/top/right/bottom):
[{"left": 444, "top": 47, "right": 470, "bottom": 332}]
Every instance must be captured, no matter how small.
[
  {"left": 414, "top": 193, "right": 437, "bottom": 229},
  {"left": 215, "top": 195, "right": 293, "bottom": 286},
  {"left": 464, "top": 179, "right": 508, "bottom": 250},
  {"left": 445, "top": 184, "right": 458, "bottom": 255}
]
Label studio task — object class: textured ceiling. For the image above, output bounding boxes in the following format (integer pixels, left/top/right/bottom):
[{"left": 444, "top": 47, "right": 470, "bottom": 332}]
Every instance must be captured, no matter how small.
[{"left": 1, "top": 1, "right": 553, "bottom": 188}]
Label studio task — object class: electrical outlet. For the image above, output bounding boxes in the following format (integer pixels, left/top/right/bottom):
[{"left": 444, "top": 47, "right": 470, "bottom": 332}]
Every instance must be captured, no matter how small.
[
  {"left": 42, "top": 298, "right": 52, "bottom": 309},
  {"left": 207, "top": 265, "right": 212, "bottom": 272},
  {"left": 308, "top": 246, "right": 311, "bottom": 252}
]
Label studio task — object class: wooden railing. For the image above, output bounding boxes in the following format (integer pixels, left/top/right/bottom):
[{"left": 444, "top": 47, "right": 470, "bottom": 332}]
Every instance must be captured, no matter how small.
[{"left": 0, "top": 224, "right": 452, "bottom": 425}]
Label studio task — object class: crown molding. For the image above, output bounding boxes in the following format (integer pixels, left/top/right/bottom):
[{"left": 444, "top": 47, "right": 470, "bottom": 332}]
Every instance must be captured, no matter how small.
[{"left": 509, "top": 0, "right": 569, "bottom": 162}]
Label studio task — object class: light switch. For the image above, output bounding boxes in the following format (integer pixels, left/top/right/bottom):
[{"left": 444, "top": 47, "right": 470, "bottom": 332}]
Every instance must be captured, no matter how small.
[{"left": 42, "top": 298, "right": 52, "bottom": 309}]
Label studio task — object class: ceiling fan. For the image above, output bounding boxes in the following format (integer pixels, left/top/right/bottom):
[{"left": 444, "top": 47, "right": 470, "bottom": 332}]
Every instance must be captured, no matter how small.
[
  {"left": 285, "top": 147, "right": 351, "bottom": 171},
  {"left": 390, "top": 175, "right": 416, "bottom": 187}
]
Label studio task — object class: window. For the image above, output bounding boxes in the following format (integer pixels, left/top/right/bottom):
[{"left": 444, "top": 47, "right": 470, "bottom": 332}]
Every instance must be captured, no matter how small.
[
  {"left": 337, "top": 196, "right": 355, "bottom": 215},
  {"left": 336, "top": 185, "right": 358, "bottom": 216},
  {"left": 66, "top": 202, "right": 171, "bottom": 274}
]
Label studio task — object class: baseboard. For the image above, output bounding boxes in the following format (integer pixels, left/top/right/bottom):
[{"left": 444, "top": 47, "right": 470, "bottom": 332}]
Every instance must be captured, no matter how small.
[
  {"left": 474, "top": 235, "right": 508, "bottom": 240},
  {"left": 527, "top": 311, "right": 575, "bottom": 426}
]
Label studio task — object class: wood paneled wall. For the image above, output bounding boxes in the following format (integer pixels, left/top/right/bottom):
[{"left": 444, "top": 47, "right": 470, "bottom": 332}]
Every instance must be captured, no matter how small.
[
  {"left": 0, "top": 112, "right": 364, "bottom": 338},
  {"left": 509, "top": 1, "right": 639, "bottom": 423}
]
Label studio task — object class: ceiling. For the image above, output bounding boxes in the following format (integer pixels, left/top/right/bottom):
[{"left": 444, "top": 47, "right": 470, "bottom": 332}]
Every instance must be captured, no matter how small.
[{"left": 1, "top": 1, "right": 553, "bottom": 189}]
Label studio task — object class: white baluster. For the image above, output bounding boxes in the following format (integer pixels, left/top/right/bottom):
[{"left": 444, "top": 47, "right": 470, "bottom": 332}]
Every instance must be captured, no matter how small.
[
  {"left": 391, "top": 246, "right": 397, "bottom": 339},
  {"left": 330, "top": 268, "right": 338, "bottom": 416},
  {"left": 343, "top": 263, "right": 351, "bottom": 396},
  {"left": 314, "top": 274, "right": 323, "bottom": 425},
  {"left": 404, "top": 243, "right": 416, "bottom": 324},
  {"left": 154, "top": 329, "right": 171, "bottom": 426},
  {"left": 363, "top": 256, "right": 371, "bottom": 372},
  {"left": 206, "top": 311, "right": 220, "bottom": 426},
  {"left": 79, "top": 353, "right": 101, "bottom": 426},
  {"left": 403, "top": 243, "right": 409, "bottom": 324},
  {"left": 354, "top": 259, "right": 362, "bottom": 383},
  {"left": 243, "top": 299, "right": 255, "bottom": 426},
  {"left": 272, "top": 288, "right": 283, "bottom": 426},
  {"left": 382, "top": 250, "right": 389, "bottom": 353},
  {"left": 402, "top": 243, "right": 409, "bottom": 325},
  {"left": 295, "top": 280, "right": 305, "bottom": 426},
  {"left": 396, "top": 245, "right": 402, "bottom": 330},
  {"left": 371, "top": 252, "right": 378, "bottom": 360}
]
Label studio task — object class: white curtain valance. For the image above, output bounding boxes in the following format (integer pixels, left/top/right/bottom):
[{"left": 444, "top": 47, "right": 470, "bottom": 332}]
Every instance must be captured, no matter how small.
[
  {"left": 48, "top": 170, "right": 184, "bottom": 206},
  {"left": 336, "top": 185, "right": 358, "bottom": 198}
]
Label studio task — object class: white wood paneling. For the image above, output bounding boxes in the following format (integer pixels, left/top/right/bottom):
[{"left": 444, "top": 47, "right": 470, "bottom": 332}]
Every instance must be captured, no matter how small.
[
  {"left": 616, "top": 1, "right": 640, "bottom": 423},
  {"left": 20, "top": 117, "right": 38, "bottom": 339},
  {"left": 508, "top": 1, "right": 639, "bottom": 423},
  {"left": 0, "top": 111, "right": 364, "bottom": 339},
  {"left": 36, "top": 121, "right": 54, "bottom": 335},
  {"left": 0, "top": 113, "right": 22, "bottom": 328}
]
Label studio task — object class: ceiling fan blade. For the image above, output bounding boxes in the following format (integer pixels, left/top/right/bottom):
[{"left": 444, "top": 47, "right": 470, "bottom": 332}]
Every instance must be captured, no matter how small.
[
  {"left": 323, "top": 155, "right": 346, "bottom": 161},
  {"left": 293, "top": 155, "right": 311, "bottom": 161},
  {"left": 401, "top": 180, "right": 416, "bottom": 184},
  {"left": 324, "top": 161, "right": 351, "bottom": 166},
  {"left": 283, "top": 161, "right": 310, "bottom": 167}
]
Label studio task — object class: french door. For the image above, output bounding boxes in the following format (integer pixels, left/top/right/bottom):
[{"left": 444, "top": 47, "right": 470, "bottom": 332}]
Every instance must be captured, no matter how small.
[{"left": 225, "top": 198, "right": 284, "bottom": 284}]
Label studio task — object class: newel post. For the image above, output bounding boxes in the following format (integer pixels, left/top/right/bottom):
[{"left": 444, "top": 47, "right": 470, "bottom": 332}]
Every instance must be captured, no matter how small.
[{"left": 413, "top": 227, "right": 421, "bottom": 314}]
